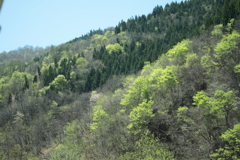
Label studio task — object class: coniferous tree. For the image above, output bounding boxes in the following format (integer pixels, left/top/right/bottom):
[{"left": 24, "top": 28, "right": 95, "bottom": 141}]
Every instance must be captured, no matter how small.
[
  {"left": 115, "top": 25, "right": 120, "bottom": 34},
  {"left": 37, "top": 66, "right": 41, "bottom": 76},
  {"left": 33, "top": 75, "right": 38, "bottom": 83},
  {"left": 23, "top": 75, "right": 29, "bottom": 90},
  {"left": 222, "top": 0, "right": 230, "bottom": 25},
  {"left": 7, "top": 93, "right": 12, "bottom": 105},
  {"left": 121, "top": 21, "right": 127, "bottom": 31}
]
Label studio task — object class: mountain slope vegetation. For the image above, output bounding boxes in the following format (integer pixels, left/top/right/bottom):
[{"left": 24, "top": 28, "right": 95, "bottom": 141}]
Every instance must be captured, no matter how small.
[{"left": 0, "top": 0, "right": 240, "bottom": 159}]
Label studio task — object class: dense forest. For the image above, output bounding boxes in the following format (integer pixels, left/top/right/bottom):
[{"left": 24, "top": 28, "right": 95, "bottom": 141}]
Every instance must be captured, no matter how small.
[{"left": 1, "top": 0, "right": 240, "bottom": 159}]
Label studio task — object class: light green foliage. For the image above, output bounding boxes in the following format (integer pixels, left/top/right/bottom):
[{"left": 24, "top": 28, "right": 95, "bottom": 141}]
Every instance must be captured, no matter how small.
[
  {"left": 42, "top": 56, "right": 54, "bottom": 71},
  {"left": 63, "top": 120, "right": 82, "bottom": 147},
  {"left": 177, "top": 106, "right": 188, "bottom": 117},
  {"left": 121, "top": 64, "right": 178, "bottom": 134},
  {"left": 158, "top": 66, "right": 179, "bottom": 86},
  {"left": 211, "top": 90, "right": 234, "bottom": 118},
  {"left": 141, "top": 61, "right": 152, "bottom": 75},
  {"left": 200, "top": 45, "right": 219, "bottom": 73},
  {"left": 214, "top": 90, "right": 236, "bottom": 107},
  {"left": 106, "top": 43, "right": 124, "bottom": 54},
  {"left": 234, "top": 64, "right": 240, "bottom": 73},
  {"left": 60, "top": 51, "right": 69, "bottom": 59},
  {"left": 50, "top": 75, "right": 67, "bottom": 91},
  {"left": 193, "top": 90, "right": 237, "bottom": 119},
  {"left": 226, "top": 18, "right": 235, "bottom": 32},
  {"left": 39, "top": 86, "right": 50, "bottom": 96},
  {"left": 92, "top": 105, "right": 108, "bottom": 122},
  {"left": 92, "top": 34, "right": 104, "bottom": 46},
  {"left": 185, "top": 53, "right": 198, "bottom": 67},
  {"left": 166, "top": 39, "right": 191, "bottom": 63},
  {"left": 86, "top": 89, "right": 130, "bottom": 159},
  {"left": 211, "top": 123, "right": 240, "bottom": 160},
  {"left": 136, "top": 41, "right": 141, "bottom": 47},
  {"left": 76, "top": 57, "right": 88, "bottom": 69},
  {"left": 117, "top": 131, "right": 174, "bottom": 160},
  {"left": 121, "top": 76, "right": 150, "bottom": 108},
  {"left": 49, "top": 120, "right": 84, "bottom": 160},
  {"left": 123, "top": 74, "right": 136, "bottom": 87},
  {"left": 91, "top": 90, "right": 97, "bottom": 95},
  {"left": 48, "top": 144, "right": 82, "bottom": 160},
  {"left": 117, "top": 31, "right": 129, "bottom": 44},
  {"left": 104, "top": 30, "right": 114, "bottom": 37},
  {"left": 89, "top": 31, "right": 115, "bottom": 48},
  {"left": 51, "top": 100, "right": 58, "bottom": 107},
  {"left": 127, "top": 100, "right": 154, "bottom": 134},
  {"left": 70, "top": 71, "right": 76, "bottom": 79},
  {"left": 211, "top": 24, "right": 223, "bottom": 37},
  {"left": 192, "top": 91, "right": 210, "bottom": 108},
  {"left": 200, "top": 46, "right": 212, "bottom": 67},
  {"left": 9, "top": 71, "right": 32, "bottom": 94},
  {"left": 117, "top": 31, "right": 126, "bottom": 36},
  {"left": 201, "top": 54, "right": 218, "bottom": 69},
  {"left": 47, "top": 101, "right": 59, "bottom": 119},
  {"left": 0, "top": 77, "right": 10, "bottom": 104},
  {"left": 90, "top": 105, "right": 109, "bottom": 131},
  {"left": 149, "top": 54, "right": 170, "bottom": 70},
  {"left": 214, "top": 30, "right": 240, "bottom": 59},
  {"left": 148, "top": 67, "right": 163, "bottom": 83},
  {"left": 149, "top": 65, "right": 179, "bottom": 88},
  {"left": 90, "top": 33, "right": 106, "bottom": 49},
  {"left": 176, "top": 106, "right": 195, "bottom": 127}
]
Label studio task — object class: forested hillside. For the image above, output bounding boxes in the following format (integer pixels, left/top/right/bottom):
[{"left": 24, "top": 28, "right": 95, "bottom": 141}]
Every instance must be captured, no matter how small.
[{"left": 0, "top": 0, "right": 240, "bottom": 159}]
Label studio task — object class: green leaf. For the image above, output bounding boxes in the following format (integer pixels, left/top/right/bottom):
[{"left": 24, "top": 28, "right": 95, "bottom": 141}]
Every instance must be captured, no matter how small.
[{"left": 214, "top": 31, "right": 240, "bottom": 59}]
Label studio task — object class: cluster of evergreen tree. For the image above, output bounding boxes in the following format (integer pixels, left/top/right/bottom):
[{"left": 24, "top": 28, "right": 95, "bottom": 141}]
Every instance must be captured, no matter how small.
[
  {"left": 205, "top": 0, "right": 240, "bottom": 28},
  {"left": 34, "top": 0, "right": 240, "bottom": 95},
  {"left": 91, "top": 0, "right": 240, "bottom": 85}
]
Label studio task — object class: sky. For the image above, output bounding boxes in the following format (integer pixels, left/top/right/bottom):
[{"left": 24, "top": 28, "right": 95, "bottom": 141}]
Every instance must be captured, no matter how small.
[{"left": 0, "top": 0, "right": 182, "bottom": 53}]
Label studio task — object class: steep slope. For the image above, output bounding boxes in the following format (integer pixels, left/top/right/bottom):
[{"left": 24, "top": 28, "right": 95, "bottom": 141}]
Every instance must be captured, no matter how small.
[
  {"left": 0, "top": 0, "right": 240, "bottom": 159},
  {"left": 57, "top": 19, "right": 240, "bottom": 160}
]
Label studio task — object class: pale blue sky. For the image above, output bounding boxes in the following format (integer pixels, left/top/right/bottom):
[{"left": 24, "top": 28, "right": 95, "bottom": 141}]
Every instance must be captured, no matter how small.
[{"left": 0, "top": 0, "right": 181, "bottom": 53}]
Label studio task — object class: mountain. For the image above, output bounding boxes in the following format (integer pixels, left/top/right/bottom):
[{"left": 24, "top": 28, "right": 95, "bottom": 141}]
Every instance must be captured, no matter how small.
[{"left": 0, "top": 0, "right": 240, "bottom": 159}]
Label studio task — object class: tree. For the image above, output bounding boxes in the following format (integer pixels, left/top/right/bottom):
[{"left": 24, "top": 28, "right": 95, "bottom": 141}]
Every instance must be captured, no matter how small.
[
  {"left": 121, "top": 76, "right": 151, "bottom": 109},
  {"left": 121, "top": 21, "right": 127, "bottom": 32},
  {"left": 50, "top": 75, "right": 67, "bottom": 92},
  {"left": 37, "top": 66, "right": 41, "bottom": 76},
  {"left": 166, "top": 39, "right": 191, "bottom": 65},
  {"left": 90, "top": 105, "right": 109, "bottom": 132},
  {"left": 127, "top": 100, "right": 154, "bottom": 135},
  {"left": 211, "top": 123, "right": 240, "bottom": 159},
  {"left": 214, "top": 30, "right": 240, "bottom": 61},
  {"left": 118, "top": 130, "right": 174, "bottom": 160},
  {"left": 0, "top": 77, "right": 10, "bottom": 108},
  {"left": 222, "top": 0, "right": 230, "bottom": 26},
  {"left": 106, "top": 43, "right": 124, "bottom": 54},
  {"left": 211, "top": 24, "right": 223, "bottom": 37},
  {"left": 7, "top": 59, "right": 26, "bottom": 74},
  {"left": 48, "top": 144, "right": 80, "bottom": 160},
  {"left": 23, "top": 74, "right": 29, "bottom": 90},
  {"left": 9, "top": 71, "right": 32, "bottom": 94},
  {"left": 193, "top": 90, "right": 237, "bottom": 129},
  {"left": 75, "top": 57, "right": 88, "bottom": 70},
  {"left": 115, "top": 26, "right": 120, "bottom": 34}
]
